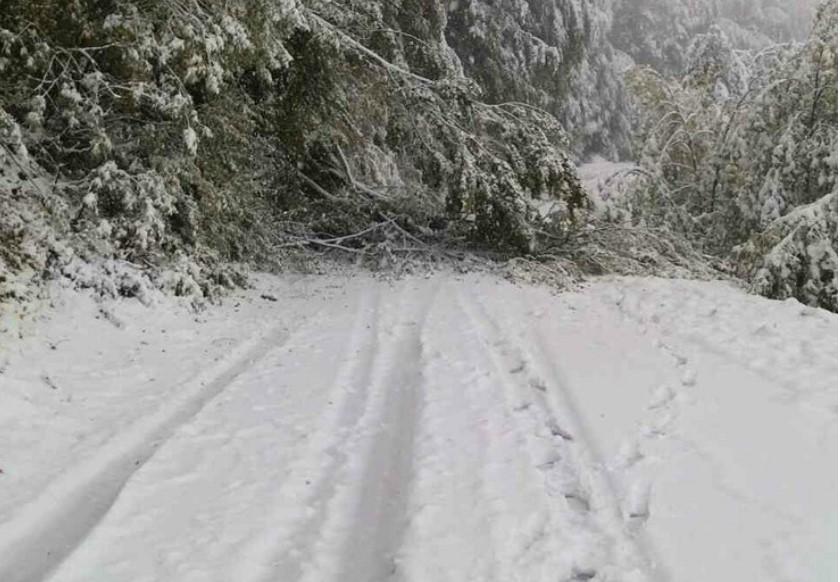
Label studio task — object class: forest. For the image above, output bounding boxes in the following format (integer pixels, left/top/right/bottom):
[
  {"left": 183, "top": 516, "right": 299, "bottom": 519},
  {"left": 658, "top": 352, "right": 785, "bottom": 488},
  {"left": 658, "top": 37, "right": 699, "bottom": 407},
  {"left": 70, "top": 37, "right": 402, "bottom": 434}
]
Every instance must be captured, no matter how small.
[{"left": 0, "top": 0, "right": 836, "bottom": 310}]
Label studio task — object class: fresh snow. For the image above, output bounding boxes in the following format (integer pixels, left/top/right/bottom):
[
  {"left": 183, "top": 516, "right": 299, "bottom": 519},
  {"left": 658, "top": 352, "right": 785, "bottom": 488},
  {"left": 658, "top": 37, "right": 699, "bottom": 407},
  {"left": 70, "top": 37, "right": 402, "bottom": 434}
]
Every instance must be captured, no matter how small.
[{"left": 0, "top": 273, "right": 836, "bottom": 582}]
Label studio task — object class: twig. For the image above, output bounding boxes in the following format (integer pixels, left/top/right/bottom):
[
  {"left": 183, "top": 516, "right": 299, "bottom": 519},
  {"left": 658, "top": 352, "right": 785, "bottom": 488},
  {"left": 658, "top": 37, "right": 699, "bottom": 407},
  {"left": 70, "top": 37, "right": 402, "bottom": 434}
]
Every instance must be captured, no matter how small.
[
  {"left": 0, "top": 142, "right": 49, "bottom": 198},
  {"left": 308, "top": 12, "right": 434, "bottom": 86},
  {"left": 296, "top": 170, "right": 341, "bottom": 202},
  {"left": 300, "top": 239, "right": 369, "bottom": 254}
]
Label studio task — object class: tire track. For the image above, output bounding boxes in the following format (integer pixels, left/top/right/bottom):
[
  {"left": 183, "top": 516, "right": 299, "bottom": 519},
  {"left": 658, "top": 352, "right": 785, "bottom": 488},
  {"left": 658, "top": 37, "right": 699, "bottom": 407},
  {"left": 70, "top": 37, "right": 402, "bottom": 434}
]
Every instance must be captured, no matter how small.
[
  {"left": 329, "top": 280, "right": 438, "bottom": 582},
  {"left": 395, "top": 285, "right": 507, "bottom": 581},
  {"left": 0, "top": 314, "right": 312, "bottom": 582},
  {"left": 236, "top": 285, "right": 384, "bottom": 582},
  {"left": 244, "top": 279, "right": 438, "bottom": 582}
]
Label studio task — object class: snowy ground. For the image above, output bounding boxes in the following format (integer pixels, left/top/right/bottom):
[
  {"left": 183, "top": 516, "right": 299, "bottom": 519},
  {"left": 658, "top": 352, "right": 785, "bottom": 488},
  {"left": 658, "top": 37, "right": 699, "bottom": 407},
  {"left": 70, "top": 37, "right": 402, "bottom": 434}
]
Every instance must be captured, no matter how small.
[{"left": 0, "top": 272, "right": 836, "bottom": 582}]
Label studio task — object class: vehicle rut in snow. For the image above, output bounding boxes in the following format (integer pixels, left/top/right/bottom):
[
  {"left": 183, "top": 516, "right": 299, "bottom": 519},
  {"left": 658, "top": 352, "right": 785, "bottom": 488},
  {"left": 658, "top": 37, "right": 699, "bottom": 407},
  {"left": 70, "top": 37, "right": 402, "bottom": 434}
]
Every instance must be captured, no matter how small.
[
  {"left": 238, "top": 279, "right": 439, "bottom": 582},
  {"left": 330, "top": 281, "right": 437, "bottom": 582},
  {"left": 252, "top": 284, "right": 386, "bottom": 582},
  {"left": 0, "top": 319, "right": 305, "bottom": 582}
]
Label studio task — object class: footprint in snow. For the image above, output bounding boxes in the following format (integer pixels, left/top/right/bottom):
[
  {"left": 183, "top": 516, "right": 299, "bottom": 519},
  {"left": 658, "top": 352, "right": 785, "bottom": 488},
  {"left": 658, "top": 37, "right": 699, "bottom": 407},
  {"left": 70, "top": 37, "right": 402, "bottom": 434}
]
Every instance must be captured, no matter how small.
[
  {"left": 529, "top": 377, "right": 547, "bottom": 392},
  {"left": 680, "top": 369, "right": 697, "bottom": 387},
  {"left": 641, "top": 410, "right": 675, "bottom": 437},
  {"left": 513, "top": 401, "right": 532, "bottom": 412},
  {"left": 648, "top": 385, "right": 675, "bottom": 409},
  {"left": 615, "top": 439, "right": 644, "bottom": 468},
  {"left": 625, "top": 479, "right": 652, "bottom": 524},
  {"left": 547, "top": 420, "right": 574, "bottom": 441},
  {"left": 672, "top": 352, "right": 688, "bottom": 367},
  {"left": 564, "top": 492, "right": 591, "bottom": 513},
  {"left": 533, "top": 440, "right": 562, "bottom": 469},
  {"left": 571, "top": 568, "right": 598, "bottom": 581}
]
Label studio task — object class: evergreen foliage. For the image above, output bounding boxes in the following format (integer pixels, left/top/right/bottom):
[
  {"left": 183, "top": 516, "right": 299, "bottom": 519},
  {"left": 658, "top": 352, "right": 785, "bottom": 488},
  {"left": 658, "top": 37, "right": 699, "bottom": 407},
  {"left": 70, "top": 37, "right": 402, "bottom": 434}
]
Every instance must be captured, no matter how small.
[
  {"left": 618, "top": 0, "right": 837, "bottom": 310},
  {"left": 0, "top": 0, "right": 834, "bottom": 311},
  {"left": 1, "top": 0, "right": 606, "bottom": 301}
]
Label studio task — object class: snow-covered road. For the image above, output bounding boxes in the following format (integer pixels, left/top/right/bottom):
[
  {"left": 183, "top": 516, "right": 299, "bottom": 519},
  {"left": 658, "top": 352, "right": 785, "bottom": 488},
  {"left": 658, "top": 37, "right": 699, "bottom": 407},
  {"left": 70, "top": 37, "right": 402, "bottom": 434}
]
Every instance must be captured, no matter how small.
[{"left": 0, "top": 274, "right": 836, "bottom": 582}]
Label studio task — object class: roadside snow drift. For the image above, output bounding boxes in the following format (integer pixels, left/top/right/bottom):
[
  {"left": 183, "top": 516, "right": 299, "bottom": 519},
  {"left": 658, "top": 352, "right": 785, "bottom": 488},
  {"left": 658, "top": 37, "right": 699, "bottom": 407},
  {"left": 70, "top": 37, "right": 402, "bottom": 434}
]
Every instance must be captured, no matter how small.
[{"left": 0, "top": 273, "right": 835, "bottom": 582}]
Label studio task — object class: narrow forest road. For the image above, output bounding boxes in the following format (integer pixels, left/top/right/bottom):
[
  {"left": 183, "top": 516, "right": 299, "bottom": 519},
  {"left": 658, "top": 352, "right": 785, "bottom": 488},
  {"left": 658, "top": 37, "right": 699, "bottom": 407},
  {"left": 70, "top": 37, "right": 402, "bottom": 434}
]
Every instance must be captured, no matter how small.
[{"left": 0, "top": 273, "right": 835, "bottom": 582}]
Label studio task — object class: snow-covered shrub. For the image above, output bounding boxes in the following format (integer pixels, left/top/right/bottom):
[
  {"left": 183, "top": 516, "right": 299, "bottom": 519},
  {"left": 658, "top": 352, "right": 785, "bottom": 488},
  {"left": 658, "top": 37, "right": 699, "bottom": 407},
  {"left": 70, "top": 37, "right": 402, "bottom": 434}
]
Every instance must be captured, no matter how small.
[
  {"left": 569, "top": 224, "right": 724, "bottom": 280},
  {"left": 0, "top": 0, "right": 301, "bottom": 302},
  {"left": 0, "top": 108, "right": 69, "bottom": 302},
  {"left": 0, "top": 0, "right": 594, "bottom": 306},
  {"left": 733, "top": 191, "right": 837, "bottom": 311},
  {"left": 619, "top": 1, "right": 837, "bottom": 308},
  {"left": 233, "top": 2, "right": 588, "bottom": 254}
]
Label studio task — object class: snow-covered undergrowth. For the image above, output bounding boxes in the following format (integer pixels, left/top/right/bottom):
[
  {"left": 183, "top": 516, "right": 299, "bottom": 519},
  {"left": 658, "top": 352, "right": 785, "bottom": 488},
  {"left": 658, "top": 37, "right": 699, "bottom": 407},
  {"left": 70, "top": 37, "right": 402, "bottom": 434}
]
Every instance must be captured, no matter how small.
[
  {"left": 617, "top": 1, "right": 838, "bottom": 310},
  {"left": 0, "top": 111, "right": 249, "bottom": 311},
  {"left": 2, "top": 0, "right": 617, "bottom": 311},
  {"left": 734, "top": 190, "right": 838, "bottom": 311},
  {"left": 0, "top": 272, "right": 835, "bottom": 582},
  {"left": 2, "top": 0, "right": 835, "bottom": 316},
  {"left": 572, "top": 160, "right": 727, "bottom": 281},
  {"left": 0, "top": 115, "right": 61, "bottom": 304}
]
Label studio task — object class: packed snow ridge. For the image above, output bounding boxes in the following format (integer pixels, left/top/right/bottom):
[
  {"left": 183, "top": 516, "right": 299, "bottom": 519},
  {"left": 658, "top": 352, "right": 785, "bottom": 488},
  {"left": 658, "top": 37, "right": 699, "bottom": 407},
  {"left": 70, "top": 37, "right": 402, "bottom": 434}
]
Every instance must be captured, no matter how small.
[{"left": 0, "top": 272, "right": 836, "bottom": 582}]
